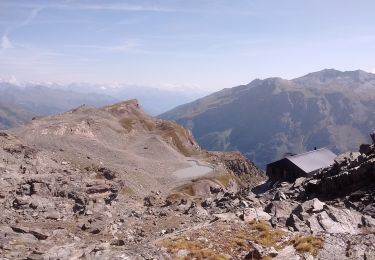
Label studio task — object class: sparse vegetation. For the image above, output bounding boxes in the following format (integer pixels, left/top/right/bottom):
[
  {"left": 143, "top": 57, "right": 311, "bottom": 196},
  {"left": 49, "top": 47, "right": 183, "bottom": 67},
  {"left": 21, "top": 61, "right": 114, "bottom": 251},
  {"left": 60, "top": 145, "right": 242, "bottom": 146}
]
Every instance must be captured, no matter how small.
[
  {"left": 140, "top": 119, "right": 155, "bottom": 131},
  {"left": 121, "top": 186, "right": 134, "bottom": 195},
  {"left": 211, "top": 172, "right": 236, "bottom": 187},
  {"left": 294, "top": 236, "right": 324, "bottom": 255},
  {"left": 249, "top": 220, "right": 285, "bottom": 247},
  {"left": 249, "top": 220, "right": 271, "bottom": 232},
  {"left": 119, "top": 117, "right": 134, "bottom": 132},
  {"left": 158, "top": 219, "right": 292, "bottom": 259},
  {"left": 157, "top": 121, "right": 197, "bottom": 156},
  {"left": 176, "top": 183, "right": 195, "bottom": 196},
  {"left": 169, "top": 131, "right": 191, "bottom": 156},
  {"left": 160, "top": 238, "right": 228, "bottom": 260}
]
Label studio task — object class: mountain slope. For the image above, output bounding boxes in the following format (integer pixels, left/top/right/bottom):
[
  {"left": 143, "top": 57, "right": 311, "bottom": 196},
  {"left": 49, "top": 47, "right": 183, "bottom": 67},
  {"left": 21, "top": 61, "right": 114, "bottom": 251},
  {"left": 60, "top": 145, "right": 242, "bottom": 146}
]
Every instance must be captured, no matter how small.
[
  {"left": 160, "top": 69, "right": 375, "bottom": 168},
  {"left": 10, "top": 99, "right": 264, "bottom": 196},
  {"left": 0, "top": 102, "right": 34, "bottom": 129},
  {"left": 0, "top": 99, "right": 265, "bottom": 258},
  {"left": 10, "top": 99, "right": 198, "bottom": 196}
]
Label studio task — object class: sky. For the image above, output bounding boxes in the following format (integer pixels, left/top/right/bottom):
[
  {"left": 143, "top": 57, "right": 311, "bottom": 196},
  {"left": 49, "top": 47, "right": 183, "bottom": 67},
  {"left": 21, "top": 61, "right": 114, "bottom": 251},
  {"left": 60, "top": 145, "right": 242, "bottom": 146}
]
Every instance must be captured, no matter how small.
[{"left": 1, "top": 0, "right": 375, "bottom": 91}]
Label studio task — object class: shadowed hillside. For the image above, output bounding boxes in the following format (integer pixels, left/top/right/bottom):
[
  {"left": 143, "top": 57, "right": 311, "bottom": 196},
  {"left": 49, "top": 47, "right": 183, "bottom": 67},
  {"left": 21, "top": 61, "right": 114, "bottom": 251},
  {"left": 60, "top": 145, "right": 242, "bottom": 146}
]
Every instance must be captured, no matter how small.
[{"left": 161, "top": 69, "right": 375, "bottom": 167}]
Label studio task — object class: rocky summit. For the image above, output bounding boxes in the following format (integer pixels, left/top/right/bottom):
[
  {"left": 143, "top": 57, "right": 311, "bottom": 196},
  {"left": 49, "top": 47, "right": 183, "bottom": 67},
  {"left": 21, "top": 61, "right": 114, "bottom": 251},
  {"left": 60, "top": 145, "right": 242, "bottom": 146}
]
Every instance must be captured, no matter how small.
[{"left": 0, "top": 100, "right": 374, "bottom": 259}]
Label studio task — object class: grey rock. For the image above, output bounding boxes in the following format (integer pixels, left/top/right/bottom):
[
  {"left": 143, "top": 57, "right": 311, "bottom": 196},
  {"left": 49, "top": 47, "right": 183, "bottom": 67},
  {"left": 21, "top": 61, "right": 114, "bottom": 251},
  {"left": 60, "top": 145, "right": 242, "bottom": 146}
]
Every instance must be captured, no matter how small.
[
  {"left": 10, "top": 226, "right": 49, "bottom": 240},
  {"left": 246, "top": 242, "right": 278, "bottom": 259},
  {"left": 292, "top": 177, "right": 306, "bottom": 189},
  {"left": 371, "top": 132, "right": 375, "bottom": 145},
  {"left": 292, "top": 199, "right": 325, "bottom": 221},
  {"left": 240, "top": 200, "right": 249, "bottom": 208},
  {"left": 359, "top": 144, "right": 373, "bottom": 155},
  {"left": 286, "top": 214, "right": 310, "bottom": 233},
  {"left": 46, "top": 210, "right": 61, "bottom": 220},
  {"left": 144, "top": 195, "right": 157, "bottom": 207},
  {"left": 273, "top": 191, "right": 288, "bottom": 201},
  {"left": 44, "top": 244, "right": 85, "bottom": 260},
  {"left": 274, "top": 245, "right": 300, "bottom": 260},
  {"left": 265, "top": 201, "right": 296, "bottom": 226}
]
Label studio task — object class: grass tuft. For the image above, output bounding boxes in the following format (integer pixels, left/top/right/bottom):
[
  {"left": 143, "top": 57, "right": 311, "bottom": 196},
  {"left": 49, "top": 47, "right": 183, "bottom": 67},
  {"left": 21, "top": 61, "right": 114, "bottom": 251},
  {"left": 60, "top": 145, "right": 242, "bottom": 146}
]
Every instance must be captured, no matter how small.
[
  {"left": 160, "top": 238, "right": 228, "bottom": 260},
  {"left": 119, "top": 118, "right": 134, "bottom": 132},
  {"left": 176, "top": 183, "right": 195, "bottom": 196},
  {"left": 294, "top": 236, "right": 324, "bottom": 255},
  {"left": 249, "top": 220, "right": 285, "bottom": 247}
]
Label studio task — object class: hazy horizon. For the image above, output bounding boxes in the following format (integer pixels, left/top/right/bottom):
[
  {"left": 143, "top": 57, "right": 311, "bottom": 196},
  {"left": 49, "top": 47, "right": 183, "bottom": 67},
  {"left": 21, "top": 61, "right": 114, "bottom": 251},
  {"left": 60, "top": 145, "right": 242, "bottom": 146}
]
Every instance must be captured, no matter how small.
[{"left": 1, "top": 0, "right": 375, "bottom": 91}]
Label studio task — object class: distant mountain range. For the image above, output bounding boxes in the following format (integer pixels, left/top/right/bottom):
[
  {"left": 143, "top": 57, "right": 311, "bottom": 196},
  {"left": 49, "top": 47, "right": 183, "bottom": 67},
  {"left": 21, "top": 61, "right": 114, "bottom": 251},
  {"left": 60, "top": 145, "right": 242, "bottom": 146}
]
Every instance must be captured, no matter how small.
[
  {"left": 56, "top": 83, "right": 206, "bottom": 116},
  {"left": 160, "top": 69, "right": 375, "bottom": 168},
  {"left": 0, "top": 82, "right": 116, "bottom": 129},
  {"left": 0, "top": 102, "right": 33, "bottom": 129},
  {"left": 0, "top": 82, "right": 205, "bottom": 129}
]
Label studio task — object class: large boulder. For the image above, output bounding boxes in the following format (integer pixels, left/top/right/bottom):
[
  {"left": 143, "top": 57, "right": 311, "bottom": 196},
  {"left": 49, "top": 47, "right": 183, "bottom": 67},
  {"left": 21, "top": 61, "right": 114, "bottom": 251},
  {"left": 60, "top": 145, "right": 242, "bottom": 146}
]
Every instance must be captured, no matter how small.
[
  {"left": 265, "top": 201, "right": 297, "bottom": 226},
  {"left": 316, "top": 205, "right": 363, "bottom": 234},
  {"left": 359, "top": 143, "right": 373, "bottom": 155},
  {"left": 286, "top": 214, "right": 310, "bottom": 233},
  {"left": 292, "top": 198, "right": 325, "bottom": 220}
]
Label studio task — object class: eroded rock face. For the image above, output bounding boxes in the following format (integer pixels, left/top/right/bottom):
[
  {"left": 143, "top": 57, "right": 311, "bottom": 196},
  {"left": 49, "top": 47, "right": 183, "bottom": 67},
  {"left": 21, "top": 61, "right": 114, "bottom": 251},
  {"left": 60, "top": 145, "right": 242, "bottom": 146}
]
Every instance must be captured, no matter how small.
[
  {"left": 285, "top": 200, "right": 368, "bottom": 234},
  {"left": 300, "top": 134, "right": 375, "bottom": 220},
  {"left": 370, "top": 132, "right": 375, "bottom": 145},
  {"left": 207, "top": 151, "right": 266, "bottom": 187},
  {"left": 251, "top": 133, "right": 375, "bottom": 258}
]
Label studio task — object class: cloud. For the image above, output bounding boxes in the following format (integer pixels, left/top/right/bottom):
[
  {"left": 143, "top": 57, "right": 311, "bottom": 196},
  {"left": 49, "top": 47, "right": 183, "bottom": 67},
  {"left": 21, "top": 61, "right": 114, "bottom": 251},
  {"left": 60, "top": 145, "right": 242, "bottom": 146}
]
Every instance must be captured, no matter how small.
[
  {"left": 4, "top": 6, "right": 44, "bottom": 34},
  {"left": 72, "top": 41, "right": 140, "bottom": 53},
  {"left": 0, "top": 75, "right": 19, "bottom": 85},
  {"left": 105, "top": 42, "right": 140, "bottom": 52},
  {"left": 1, "top": 35, "right": 13, "bottom": 50},
  {"left": 372, "top": 68, "right": 375, "bottom": 74},
  {"left": 0, "top": 6, "right": 43, "bottom": 54},
  {"left": 71, "top": 3, "right": 174, "bottom": 12},
  {"left": 19, "top": 7, "right": 43, "bottom": 28},
  {"left": 1, "top": 1, "right": 260, "bottom": 17},
  {"left": 2, "top": 2, "right": 176, "bottom": 13}
]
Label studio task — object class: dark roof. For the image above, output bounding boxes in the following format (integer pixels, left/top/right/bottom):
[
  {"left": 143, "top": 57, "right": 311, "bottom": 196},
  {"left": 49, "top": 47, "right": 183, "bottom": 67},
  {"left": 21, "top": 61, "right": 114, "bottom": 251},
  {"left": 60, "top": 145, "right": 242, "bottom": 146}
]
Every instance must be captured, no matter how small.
[{"left": 269, "top": 148, "right": 337, "bottom": 173}]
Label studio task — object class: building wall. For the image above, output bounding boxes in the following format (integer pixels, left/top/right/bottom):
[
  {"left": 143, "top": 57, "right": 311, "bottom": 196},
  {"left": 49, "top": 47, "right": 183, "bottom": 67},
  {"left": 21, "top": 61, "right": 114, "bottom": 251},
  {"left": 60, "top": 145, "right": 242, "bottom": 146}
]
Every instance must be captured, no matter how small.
[{"left": 266, "top": 159, "right": 306, "bottom": 182}]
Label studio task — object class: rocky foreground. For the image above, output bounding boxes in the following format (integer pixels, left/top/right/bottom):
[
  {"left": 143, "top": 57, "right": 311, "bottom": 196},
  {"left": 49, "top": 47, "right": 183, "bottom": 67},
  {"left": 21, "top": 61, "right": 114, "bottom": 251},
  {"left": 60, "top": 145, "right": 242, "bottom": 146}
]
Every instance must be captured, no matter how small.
[{"left": 0, "top": 100, "right": 374, "bottom": 259}]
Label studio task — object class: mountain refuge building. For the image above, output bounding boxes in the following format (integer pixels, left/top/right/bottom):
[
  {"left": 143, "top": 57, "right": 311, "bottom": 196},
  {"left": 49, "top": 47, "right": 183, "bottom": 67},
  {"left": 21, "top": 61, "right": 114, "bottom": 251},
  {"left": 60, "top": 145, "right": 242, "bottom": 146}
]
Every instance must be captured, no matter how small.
[{"left": 266, "top": 148, "right": 337, "bottom": 182}]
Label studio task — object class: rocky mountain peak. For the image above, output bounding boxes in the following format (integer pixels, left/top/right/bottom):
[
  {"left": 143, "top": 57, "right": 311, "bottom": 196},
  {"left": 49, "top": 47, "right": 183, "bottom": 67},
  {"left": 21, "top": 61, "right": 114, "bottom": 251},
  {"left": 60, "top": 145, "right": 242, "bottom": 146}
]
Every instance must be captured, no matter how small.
[
  {"left": 294, "top": 68, "right": 375, "bottom": 86},
  {"left": 300, "top": 68, "right": 343, "bottom": 80},
  {"left": 104, "top": 98, "right": 141, "bottom": 112}
]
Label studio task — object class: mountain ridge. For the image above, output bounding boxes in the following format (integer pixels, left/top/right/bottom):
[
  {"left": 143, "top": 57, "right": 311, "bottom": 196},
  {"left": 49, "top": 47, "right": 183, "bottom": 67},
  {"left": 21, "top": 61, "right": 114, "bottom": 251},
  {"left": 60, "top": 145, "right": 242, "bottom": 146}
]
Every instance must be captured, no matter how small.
[{"left": 160, "top": 69, "right": 375, "bottom": 168}]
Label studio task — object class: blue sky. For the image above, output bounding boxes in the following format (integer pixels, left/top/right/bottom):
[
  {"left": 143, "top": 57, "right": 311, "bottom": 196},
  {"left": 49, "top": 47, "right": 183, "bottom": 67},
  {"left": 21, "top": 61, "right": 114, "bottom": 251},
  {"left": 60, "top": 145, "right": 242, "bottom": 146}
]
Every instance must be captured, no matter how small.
[{"left": 1, "top": 0, "right": 375, "bottom": 90}]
